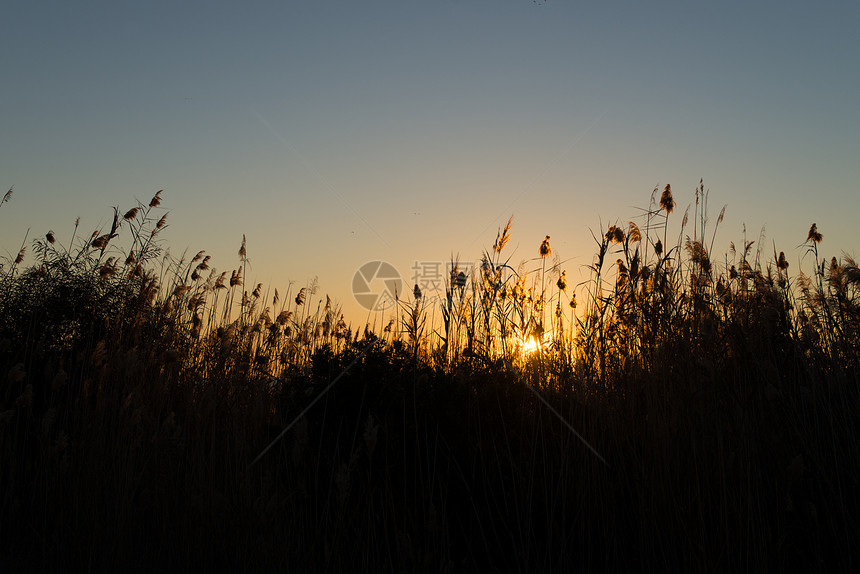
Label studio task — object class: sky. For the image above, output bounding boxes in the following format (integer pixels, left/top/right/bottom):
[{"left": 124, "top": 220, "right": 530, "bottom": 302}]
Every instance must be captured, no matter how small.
[{"left": 2, "top": 0, "right": 859, "bottom": 325}]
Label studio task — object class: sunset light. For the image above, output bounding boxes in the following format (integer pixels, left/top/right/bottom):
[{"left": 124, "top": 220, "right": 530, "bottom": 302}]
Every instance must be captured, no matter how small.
[{"left": 2, "top": 1, "right": 859, "bottom": 571}]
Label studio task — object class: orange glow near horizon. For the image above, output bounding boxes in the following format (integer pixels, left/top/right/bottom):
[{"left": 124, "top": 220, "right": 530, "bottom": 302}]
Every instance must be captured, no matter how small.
[{"left": 521, "top": 333, "right": 552, "bottom": 357}]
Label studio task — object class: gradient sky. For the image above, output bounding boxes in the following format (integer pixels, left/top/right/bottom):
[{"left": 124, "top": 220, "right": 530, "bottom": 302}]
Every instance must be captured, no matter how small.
[{"left": 2, "top": 0, "right": 858, "bottom": 325}]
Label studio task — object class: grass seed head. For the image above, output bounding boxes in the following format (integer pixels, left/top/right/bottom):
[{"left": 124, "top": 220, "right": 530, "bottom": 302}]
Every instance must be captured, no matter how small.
[
  {"left": 149, "top": 190, "right": 163, "bottom": 208},
  {"left": 777, "top": 251, "right": 789, "bottom": 270},
  {"left": 605, "top": 225, "right": 625, "bottom": 244},
  {"left": 494, "top": 216, "right": 513, "bottom": 253},
  {"left": 99, "top": 260, "right": 117, "bottom": 279},
  {"left": 660, "top": 184, "right": 675, "bottom": 214},
  {"left": 539, "top": 235, "right": 552, "bottom": 258},
  {"left": 15, "top": 384, "right": 33, "bottom": 409},
  {"left": 8, "top": 363, "right": 27, "bottom": 385}
]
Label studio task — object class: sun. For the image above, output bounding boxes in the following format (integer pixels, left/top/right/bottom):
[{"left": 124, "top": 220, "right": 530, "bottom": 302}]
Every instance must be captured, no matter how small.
[
  {"left": 520, "top": 331, "right": 555, "bottom": 357},
  {"left": 521, "top": 335, "right": 548, "bottom": 356}
]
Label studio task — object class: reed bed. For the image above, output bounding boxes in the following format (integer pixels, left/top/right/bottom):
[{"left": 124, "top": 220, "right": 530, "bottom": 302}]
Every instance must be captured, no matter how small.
[{"left": 1, "top": 184, "right": 858, "bottom": 572}]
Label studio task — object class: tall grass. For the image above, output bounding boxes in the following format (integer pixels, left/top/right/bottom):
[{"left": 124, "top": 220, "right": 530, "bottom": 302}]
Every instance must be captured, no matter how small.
[{"left": 1, "top": 184, "right": 858, "bottom": 572}]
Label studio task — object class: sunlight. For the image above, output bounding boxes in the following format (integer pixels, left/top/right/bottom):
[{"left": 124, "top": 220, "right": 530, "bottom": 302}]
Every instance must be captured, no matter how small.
[
  {"left": 522, "top": 337, "right": 541, "bottom": 355},
  {"left": 521, "top": 334, "right": 551, "bottom": 356}
]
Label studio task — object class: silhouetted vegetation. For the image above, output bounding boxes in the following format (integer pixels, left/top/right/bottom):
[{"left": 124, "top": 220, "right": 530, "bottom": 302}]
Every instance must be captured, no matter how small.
[{"left": 1, "top": 184, "right": 858, "bottom": 572}]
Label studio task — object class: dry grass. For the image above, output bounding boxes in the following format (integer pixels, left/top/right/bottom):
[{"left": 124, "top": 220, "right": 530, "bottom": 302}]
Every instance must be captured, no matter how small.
[{"left": 1, "top": 184, "right": 858, "bottom": 572}]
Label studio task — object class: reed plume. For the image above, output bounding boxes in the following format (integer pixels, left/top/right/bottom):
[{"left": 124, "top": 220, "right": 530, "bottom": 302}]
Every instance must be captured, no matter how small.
[{"left": 660, "top": 184, "right": 675, "bottom": 213}]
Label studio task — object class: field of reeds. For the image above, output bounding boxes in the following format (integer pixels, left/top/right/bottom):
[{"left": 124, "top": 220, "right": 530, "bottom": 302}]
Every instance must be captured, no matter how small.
[{"left": 1, "top": 183, "right": 858, "bottom": 572}]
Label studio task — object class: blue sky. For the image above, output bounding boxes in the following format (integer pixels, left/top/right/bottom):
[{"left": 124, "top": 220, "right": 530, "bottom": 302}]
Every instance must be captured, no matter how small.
[{"left": 2, "top": 0, "right": 858, "bottom": 324}]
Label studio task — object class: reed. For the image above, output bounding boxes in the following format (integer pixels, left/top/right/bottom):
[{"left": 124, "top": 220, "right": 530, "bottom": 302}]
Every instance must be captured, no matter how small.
[{"left": 1, "top": 184, "right": 857, "bottom": 572}]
